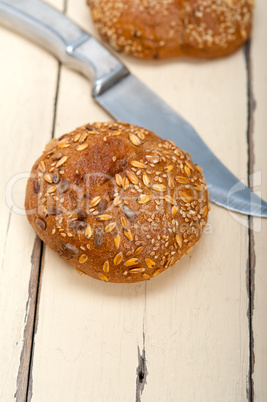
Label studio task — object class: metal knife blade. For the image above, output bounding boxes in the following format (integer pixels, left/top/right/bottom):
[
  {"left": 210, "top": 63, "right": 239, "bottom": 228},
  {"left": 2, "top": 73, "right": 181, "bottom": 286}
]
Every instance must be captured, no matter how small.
[
  {"left": 95, "top": 74, "right": 267, "bottom": 217},
  {"left": 0, "top": 0, "right": 266, "bottom": 217}
]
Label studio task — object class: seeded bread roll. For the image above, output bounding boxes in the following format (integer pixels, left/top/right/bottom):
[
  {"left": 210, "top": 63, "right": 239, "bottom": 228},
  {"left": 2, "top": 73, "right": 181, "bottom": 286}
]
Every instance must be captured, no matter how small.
[
  {"left": 25, "top": 122, "right": 209, "bottom": 283},
  {"left": 88, "top": 0, "right": 254, "bottom": 60}
]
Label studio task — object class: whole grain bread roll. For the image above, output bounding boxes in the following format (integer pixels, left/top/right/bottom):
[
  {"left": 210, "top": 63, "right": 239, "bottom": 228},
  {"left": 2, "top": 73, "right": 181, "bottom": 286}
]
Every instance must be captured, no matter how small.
[
  {"left": 25, "top": 122, "right": 209, "bottom": 283},
  {"left": 88, "top": 0, "right": 254, "bottom": 60}
]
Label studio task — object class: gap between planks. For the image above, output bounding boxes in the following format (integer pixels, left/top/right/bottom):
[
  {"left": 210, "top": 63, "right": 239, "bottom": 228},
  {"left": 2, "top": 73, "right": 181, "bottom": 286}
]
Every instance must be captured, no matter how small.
[
  {"left": 15, "top": 238, "right": 43, "bottom": 402},
  {"left": 26, "top": 62, "right": 63, "bottom": 402},
  {"left": 15, "top": 61, "right": 62, "bottom": 402},
  {"left": 136, "top": 283, "right": 148, "bottom": 402},
  {"left": 244, "top": 40, "right": 256, "bottom": 402}
]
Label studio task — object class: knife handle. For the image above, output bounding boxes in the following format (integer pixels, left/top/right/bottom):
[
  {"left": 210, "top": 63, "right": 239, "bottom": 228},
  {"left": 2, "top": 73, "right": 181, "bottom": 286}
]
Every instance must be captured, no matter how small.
[{"left": 0, "top": 0, "right": 129, "bottom": 96}]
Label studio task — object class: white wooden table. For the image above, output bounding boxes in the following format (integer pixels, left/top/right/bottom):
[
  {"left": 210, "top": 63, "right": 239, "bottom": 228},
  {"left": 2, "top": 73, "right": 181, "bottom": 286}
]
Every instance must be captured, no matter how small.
[{"left": 1, "top": 1, "right": 267, "bottom": 401}]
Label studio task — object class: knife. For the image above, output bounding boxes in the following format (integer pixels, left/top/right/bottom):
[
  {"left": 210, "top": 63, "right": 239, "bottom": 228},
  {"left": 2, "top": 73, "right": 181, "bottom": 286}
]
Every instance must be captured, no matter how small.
[{"left": 0, "top": 0, "right": 266, "bottom": 217}]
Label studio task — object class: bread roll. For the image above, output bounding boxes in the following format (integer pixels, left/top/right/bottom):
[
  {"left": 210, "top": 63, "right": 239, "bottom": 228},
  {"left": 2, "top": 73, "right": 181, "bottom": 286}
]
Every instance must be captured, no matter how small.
[
  {"left": 88, "top": 0, "right": 254, "bottom": 60},
  {"left": 25, "top": 122, "right": 209, "bottom": 283}
]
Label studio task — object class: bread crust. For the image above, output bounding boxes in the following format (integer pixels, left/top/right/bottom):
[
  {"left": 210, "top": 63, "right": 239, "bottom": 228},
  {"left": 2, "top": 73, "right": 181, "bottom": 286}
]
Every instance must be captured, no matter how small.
[
  {"left": 88, "top": 0, "right": 254, "bottom": 60},
  {"left": 25, "top": 122, "right": 209, "bottom": 283}
]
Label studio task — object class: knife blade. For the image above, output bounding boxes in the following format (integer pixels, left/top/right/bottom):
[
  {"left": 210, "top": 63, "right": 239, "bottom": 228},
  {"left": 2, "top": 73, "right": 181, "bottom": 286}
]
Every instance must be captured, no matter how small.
[{"left": 0, "top": 0, "right": 266, "bottom": 217}]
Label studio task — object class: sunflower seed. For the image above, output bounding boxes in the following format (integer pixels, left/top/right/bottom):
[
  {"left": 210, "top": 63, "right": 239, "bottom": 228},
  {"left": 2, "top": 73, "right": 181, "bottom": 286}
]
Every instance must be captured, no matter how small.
[
  {"left": 77, "top": 209, "right": 87, "bottom": 220},
  {"left": 51, "top": 172, "right": 60, "bottom": 184},
  {"left": 123, "top": 205, "right": 137, "bottom": 220},
  {"left": 35, "top": 218, "right": 46, "bottom": 230},
  {"left": 69, "top": 221, "right": 87, "bottom": 231},
  {"left": 51, "top": 153, "right": 63, "bottom": 161},
  {"left": 33, "top": 180, "right": 40, "bottom": 194},
  {"left": 94, "top": 228, "right": 103, "bottom": 247},
  {"left": 97, "top": 199, "right": 108, "bottom": 213},
  {"left": 62, "top": 243, "right": 79, "bottom": 256},
  {"left": 85, "top": 124, "right": 95, "bottom": 131},
  {"left": 57, "top": 178, "right": 70, "bottom": 194},
  {"left": 48, "top": 206, "right": 62, "bottom": 215}
]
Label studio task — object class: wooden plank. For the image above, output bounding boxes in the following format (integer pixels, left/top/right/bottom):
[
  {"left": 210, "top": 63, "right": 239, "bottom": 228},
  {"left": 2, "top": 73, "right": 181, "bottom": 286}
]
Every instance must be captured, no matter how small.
[
  {"left": 0, "top": 26, "right": 59, "bottom": 402},
  {"left": 28, "top": 3, "right": 144, "bottom": 402},
  {"left": 250, "top": 1, "right": 267, "bottom": 400},
  {"left": 28, "top": 2, "right": 252, "bottom": 402},
  {"left": 0, "top": 0, "right": 64, "bottom": 400},
  {"left": 141, "top": 53, "right": 250, "bottom": 401}
]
